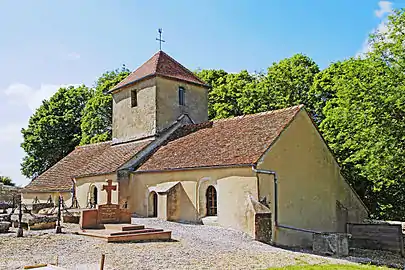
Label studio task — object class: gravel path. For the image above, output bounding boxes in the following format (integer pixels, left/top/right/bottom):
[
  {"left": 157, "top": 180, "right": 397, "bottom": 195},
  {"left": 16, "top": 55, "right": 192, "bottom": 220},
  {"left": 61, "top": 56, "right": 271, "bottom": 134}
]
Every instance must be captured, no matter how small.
[{"left": 0, "top": 218, "right": 398, "bottom": 269}]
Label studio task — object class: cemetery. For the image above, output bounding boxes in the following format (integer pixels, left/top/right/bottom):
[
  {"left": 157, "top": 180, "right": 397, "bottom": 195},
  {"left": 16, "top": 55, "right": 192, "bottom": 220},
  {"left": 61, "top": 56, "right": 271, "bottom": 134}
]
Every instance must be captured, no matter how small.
[{"left": 0, "top": 178, "right": 404, "bottom": 269}]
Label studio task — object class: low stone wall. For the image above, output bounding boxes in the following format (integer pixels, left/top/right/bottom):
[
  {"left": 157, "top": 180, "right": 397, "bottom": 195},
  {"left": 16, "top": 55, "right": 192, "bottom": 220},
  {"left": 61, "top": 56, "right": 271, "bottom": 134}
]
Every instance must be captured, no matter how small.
[{"left": 347, "top": 223, "right": 404, "bottom": 256}]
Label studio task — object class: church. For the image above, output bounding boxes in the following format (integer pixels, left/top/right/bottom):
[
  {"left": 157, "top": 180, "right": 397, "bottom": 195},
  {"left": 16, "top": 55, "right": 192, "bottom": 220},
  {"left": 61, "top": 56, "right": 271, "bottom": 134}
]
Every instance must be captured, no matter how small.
[{"left": 22, "top": 50, "right": 368, "bottom": 247}]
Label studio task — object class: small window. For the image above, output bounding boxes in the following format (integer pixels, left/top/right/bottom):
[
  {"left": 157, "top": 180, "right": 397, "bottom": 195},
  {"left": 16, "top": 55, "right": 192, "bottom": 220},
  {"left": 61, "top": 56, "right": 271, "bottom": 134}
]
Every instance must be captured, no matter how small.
[
  {"left": 131, "top": 90, "right": 137, "bottom": 107},
  {"left": 178, "top": 87, "right": 185, "bottom": 106},
  {"left": 206, "top": 185, "right": 217, "bottom": 216}
]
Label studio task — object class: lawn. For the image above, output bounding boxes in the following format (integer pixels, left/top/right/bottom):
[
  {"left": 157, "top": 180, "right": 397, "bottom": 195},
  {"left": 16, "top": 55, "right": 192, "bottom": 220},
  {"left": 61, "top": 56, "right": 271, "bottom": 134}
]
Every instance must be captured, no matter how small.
[{"left": 269, "top": 264, "right": 391, "bottom": 270}]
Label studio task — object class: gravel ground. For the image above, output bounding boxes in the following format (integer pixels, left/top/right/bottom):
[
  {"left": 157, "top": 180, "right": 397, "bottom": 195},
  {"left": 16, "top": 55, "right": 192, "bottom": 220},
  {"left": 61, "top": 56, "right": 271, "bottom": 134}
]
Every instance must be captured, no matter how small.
[{"left": 0, "top": 218, "right": 402, "bottom": 270}]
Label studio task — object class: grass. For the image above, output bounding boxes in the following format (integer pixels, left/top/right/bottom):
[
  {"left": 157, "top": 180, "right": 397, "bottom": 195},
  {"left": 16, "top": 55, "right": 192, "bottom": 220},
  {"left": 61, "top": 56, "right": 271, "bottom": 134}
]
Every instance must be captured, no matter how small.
[{"left": 269, "top": 264, "right": 391, "bottom": 270}]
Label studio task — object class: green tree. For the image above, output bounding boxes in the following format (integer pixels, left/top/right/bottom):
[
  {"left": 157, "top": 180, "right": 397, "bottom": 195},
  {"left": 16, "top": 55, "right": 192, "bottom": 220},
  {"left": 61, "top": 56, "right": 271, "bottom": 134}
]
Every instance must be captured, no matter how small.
[
  {"left": 261, "top": 54, "right": 321, "bottom": 121},
  {"left": 208, "top": 70, "right": 257, "bottom": 119},
  {"left": 318, "top": 58, "right": 405, "bottom": 219},
  {"left": 368, "top": 9, "right": 405, "bottom": 73},
  {"left": 196, "top": 54, "right": 321, "bottom": 121},
  {"left": 0, "top": 176, "right": 15, "bottom": 186},
  {"left": 80, "top": 66, "right": 130, "bottom": 145},
  {"left": 21, "top": 85, "right": 92, "bottom": 179}
]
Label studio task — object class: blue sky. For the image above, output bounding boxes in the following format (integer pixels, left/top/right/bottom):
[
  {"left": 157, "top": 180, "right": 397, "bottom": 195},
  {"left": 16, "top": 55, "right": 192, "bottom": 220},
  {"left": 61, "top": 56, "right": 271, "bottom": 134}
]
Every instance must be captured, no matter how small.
[{"left": 0, "top": 0, "right": 397, "bottom": 186}]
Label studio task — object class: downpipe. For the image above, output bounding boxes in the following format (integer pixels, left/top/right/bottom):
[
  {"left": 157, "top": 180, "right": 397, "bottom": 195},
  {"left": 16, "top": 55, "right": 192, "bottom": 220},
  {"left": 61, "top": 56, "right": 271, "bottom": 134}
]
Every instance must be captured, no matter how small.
[{"left": 251, "top": 165, "right": 320, "bottom": 235}]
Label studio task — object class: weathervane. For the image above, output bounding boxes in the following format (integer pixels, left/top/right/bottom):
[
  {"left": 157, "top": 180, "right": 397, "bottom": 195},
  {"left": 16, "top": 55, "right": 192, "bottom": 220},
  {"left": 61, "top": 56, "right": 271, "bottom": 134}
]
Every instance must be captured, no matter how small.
[{"left": 156, "top": 28, "right": 165, "bottom": 51}]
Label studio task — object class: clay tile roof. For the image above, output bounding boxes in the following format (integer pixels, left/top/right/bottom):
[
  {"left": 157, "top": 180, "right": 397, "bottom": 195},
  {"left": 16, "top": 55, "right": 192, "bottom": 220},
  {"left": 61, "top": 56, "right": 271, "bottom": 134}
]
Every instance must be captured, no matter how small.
[
  {"left": 110, "top": 51, "right": 207, "bottom": 92},
  {"left": 24, "top": 140, "right": 150, "bottom": 192},
  {"left": 138, "top": 105, "right": 303, "bottom": 172}
]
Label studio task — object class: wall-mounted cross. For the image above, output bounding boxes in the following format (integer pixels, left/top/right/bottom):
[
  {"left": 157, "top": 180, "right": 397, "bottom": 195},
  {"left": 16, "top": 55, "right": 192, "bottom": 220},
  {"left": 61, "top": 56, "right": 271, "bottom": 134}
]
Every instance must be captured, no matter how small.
[{"left": 102, "top": 179, "right": 117, "bottom": 205}]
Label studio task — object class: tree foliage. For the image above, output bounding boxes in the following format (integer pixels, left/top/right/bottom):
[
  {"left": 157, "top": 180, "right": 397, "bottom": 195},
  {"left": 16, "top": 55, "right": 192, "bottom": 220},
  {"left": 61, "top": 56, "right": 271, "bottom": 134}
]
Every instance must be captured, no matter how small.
[
  {"left": 317, "top": 58, "right": 405, "bottom": 219},
  {"left": 0, "top": 176, "right": 15, "bottom": 186},
  {"left": 314, "top": 9, "right": 405, "bottom": 219},
  {"left": 196, "top": 54, "right": 321, "bottom": 120},
  {"left": 80, "top": 66, "right": 130, "bottom": 145},
  {"left": 21, "top": 85, "right": 92, "bottom": 179}
]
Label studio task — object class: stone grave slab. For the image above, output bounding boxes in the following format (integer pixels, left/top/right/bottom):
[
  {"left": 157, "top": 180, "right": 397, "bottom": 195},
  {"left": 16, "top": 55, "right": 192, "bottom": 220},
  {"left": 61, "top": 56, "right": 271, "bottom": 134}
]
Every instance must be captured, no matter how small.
[
  {"left": 77, "top": 223, "right": 172, "bottom": 243},
  {"left": 78, "top": 179, "right": 171, "bottom": 243},
  {"left": 11, "top": 213, "right": 57, "bottom": 230}
]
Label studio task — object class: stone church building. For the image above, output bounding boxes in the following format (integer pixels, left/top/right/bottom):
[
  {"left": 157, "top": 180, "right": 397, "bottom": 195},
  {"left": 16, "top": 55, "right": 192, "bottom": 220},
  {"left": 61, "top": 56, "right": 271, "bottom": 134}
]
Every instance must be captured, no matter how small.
[{"left": 23, "top": 51, "right": 368, "bottom": 247}]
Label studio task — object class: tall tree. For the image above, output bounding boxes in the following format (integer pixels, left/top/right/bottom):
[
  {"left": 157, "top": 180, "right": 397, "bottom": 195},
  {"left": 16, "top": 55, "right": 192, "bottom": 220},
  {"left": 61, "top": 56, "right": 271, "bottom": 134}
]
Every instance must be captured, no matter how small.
[
  {"left": 80, "top": 66, "right": 130, "bottom": 145},
  {"left": 0, "top": 176, "right": 15, "bottom": 186},
  {"left": 318, "top": 58, "right": 405, "bottom": 219},
  {"left": 21, "top": 85, "right": 92, "bottom": 179}
]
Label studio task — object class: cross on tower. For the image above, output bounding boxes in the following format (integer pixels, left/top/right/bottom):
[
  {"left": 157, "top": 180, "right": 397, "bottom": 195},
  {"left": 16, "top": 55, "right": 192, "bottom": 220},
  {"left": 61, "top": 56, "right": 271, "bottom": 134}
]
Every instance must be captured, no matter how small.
[
  {"left": 102, "top": 179, "right": 117, "bottom": 205},
  {"left": 156, "top": 28, "right": 165, "bottom": 51}
]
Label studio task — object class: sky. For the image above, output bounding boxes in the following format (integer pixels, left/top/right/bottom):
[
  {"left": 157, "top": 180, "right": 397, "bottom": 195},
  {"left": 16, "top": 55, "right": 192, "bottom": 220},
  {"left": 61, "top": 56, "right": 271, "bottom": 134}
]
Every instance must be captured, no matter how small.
[{"left": 0, "top": 0, "right": 399, "bottom": 186}]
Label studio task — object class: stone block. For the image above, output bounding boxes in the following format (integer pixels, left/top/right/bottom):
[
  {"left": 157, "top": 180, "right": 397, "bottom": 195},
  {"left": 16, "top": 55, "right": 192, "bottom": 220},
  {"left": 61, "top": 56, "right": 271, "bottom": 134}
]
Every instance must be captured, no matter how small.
[
  {"left": 119, "top": 209, "right": 132, "bottom": 223},
  {"left": 29, "top": 221, "right": 56, "bottom": 230},
  {"left": 0, "top": 221, "right": 10, "bottom": 233},
  {"left": 63, "top": 215, "right": 80, "bottom": 224},
  {"left": 80, "top": 209, "right": 100, "bottom": 229},
  {"left": 32, "top": 203, "right": 54, "bottom": 214},
  {"left": 254, "top": 213, "right": 272, "bottom": 244},
  {"left": 313, "top": 233, "right": 350, "bottom": 256}
]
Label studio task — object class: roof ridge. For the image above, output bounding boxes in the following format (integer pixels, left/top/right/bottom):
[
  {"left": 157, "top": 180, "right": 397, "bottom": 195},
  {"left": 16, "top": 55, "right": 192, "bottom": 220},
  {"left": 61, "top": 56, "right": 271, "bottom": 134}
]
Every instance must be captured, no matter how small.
[
  {"left": 132, "top": 51, "right": 160, "bottom": 74},
  {"left": 157, "top": 51, "right": 206, "bottom": 85},
  {"left": 76, "top": 141, "right": 112, "bottom": 149},
  {"left": 211, "top": 104, "right": 304, "bottom": 123},
  {"left": 154, "top": 51, "right": 163, "bottom": 73}
]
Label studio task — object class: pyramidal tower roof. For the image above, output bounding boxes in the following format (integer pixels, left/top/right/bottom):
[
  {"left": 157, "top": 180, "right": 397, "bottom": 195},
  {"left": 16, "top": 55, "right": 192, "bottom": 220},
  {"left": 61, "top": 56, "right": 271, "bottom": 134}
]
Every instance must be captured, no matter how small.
[{"left": 110, "top": 51, "right": 207, "bottom": 92}]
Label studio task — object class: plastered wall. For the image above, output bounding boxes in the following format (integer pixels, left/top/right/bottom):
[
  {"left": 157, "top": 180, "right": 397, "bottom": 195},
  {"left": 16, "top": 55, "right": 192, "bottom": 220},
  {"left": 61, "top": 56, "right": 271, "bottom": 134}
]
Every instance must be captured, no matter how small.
[
  {"left": 74, "top": 173, "right": 119, "bottom": 208},
  {"left": 257, "top": 109, "right": 368, "bottom": 247},
  {"left": 129, "top": 167, "right": 257, "bottom": 230}
]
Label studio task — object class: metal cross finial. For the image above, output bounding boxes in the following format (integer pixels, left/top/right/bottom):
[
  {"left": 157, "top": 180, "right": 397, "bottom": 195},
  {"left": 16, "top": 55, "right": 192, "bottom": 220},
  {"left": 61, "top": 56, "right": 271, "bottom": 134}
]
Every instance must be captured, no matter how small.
[{"left": 156, "top": 28, "right": 165, "bottom": 51}]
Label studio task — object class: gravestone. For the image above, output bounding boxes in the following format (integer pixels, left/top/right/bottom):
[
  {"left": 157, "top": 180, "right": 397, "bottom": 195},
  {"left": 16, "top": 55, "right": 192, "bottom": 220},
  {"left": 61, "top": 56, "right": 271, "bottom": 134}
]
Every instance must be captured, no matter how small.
[{"left": 80, "top": 179, "right": 131, "bottom": 229}]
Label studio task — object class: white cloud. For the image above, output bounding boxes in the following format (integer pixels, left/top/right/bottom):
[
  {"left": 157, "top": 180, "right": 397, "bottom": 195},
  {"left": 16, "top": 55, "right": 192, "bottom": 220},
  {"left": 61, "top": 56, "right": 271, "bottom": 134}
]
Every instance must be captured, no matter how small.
[
  {"left": 375, "top": 1, "right": 393, "bottom": 18},
  {"left": 67, "top": 52, "right": 81, "bottom": 60},
  {"left": 0, "top": 82, "right": 80, "bottom": 187},
  {"left": 3, "top": 83, "right": 79, "bottom": 111},
  {"left": 357, "top": 1, "right": 393, "bottom": 56}
]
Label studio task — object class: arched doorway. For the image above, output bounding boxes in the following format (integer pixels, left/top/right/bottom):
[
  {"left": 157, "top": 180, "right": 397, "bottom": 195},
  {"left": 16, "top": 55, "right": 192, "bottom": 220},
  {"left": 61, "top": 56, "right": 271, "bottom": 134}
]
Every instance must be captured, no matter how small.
[
  {"left": 148, "top": 191, "right": 158, "bottom": 217},
  {"left": 90, "top": 186, "right": 98, "bottom": 208},
  {"left": 206, "top": 186, "right": 217, "bottom": 216}
]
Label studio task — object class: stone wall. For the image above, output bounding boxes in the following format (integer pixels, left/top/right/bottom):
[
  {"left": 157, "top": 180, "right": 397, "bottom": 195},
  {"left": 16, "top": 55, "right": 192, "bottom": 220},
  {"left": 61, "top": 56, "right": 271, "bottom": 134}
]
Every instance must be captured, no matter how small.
[
  {"left": 112, "top": 77, "right": 157, "bottom": 142},
  {"left": 0, "top": 183, "right": 21, "bottom": 207}
]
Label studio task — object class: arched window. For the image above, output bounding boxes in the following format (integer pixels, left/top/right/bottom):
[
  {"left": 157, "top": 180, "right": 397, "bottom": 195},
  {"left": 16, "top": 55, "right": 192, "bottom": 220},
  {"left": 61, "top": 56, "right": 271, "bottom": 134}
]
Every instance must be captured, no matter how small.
[{"left": 206, "top": 186, "right": 217, "bottom": 216}]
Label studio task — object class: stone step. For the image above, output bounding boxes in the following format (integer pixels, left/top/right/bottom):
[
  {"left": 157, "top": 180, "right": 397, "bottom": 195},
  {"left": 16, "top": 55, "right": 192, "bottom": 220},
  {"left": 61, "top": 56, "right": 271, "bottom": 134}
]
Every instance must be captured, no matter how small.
[
  {"left": 109, "top": 228, "right": 163, "bottom": 236},
  {"left": 106, "top": 231, "right": 172, "bottom": 243},
  {"left": 104, "top": 224, "right": 144, "bottom": 231}
]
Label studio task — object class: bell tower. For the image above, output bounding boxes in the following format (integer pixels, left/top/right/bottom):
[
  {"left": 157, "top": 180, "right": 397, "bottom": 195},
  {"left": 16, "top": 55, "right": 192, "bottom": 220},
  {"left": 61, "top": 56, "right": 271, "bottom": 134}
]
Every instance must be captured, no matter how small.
[{"left": 109, "top": 51, "right": 209, "bottom": 143}]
